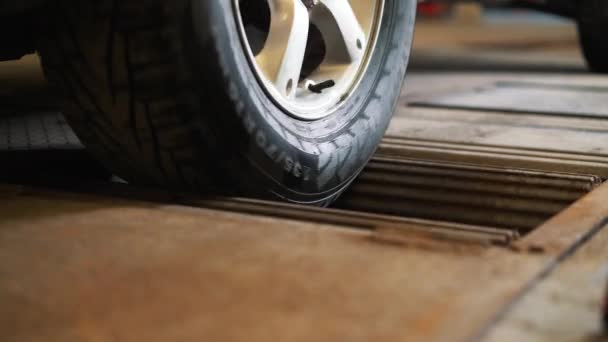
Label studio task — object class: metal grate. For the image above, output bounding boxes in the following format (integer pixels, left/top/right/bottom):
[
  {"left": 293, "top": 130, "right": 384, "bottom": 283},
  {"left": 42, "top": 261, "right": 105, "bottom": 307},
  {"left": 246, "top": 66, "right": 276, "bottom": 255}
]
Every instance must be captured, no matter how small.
[
  {"left": 337, "top": 157, "right": 600, "bottom": 234},
  {"left": 0, "top": 112, "right": 81, "bottom": 150},
  {"left": 0, "top": 112, "right": 601, "bottom": 246}
]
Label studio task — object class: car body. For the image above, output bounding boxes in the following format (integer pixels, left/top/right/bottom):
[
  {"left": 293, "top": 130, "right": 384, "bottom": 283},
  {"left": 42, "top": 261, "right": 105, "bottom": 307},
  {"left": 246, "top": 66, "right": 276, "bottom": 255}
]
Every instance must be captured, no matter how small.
[
  {"left": 484, "top": 0, "right": 576, "bottom": 18},
  {"left": 419, "top": 0, "right": 577, "bottom": 17}
]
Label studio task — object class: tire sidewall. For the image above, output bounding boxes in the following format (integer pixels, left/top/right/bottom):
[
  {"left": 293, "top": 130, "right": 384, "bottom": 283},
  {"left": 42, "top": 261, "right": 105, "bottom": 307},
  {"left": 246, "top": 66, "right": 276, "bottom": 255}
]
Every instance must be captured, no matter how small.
[{"left": 189, "top": 0, "right": 416, "bottom": 203}]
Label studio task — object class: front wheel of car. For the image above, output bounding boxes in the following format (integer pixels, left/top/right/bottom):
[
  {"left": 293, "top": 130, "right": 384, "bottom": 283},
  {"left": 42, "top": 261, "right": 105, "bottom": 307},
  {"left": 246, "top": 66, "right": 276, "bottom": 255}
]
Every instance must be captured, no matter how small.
[{"left": 37, "top": 0, "right": 416, "bottom": 205}]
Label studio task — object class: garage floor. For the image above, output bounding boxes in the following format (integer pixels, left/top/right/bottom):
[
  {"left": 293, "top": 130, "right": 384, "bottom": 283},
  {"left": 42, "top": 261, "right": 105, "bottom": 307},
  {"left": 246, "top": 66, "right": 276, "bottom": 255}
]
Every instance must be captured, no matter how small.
[{"left": 1, "top": 18, "right": 607, "bottom": 342}]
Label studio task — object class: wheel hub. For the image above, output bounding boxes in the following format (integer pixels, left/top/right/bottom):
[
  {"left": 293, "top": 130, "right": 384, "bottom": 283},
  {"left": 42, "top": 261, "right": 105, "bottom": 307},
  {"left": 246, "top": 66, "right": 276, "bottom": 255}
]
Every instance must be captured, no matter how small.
[{"left": 235, "top": 0, "right": 385, "bottom": 120}]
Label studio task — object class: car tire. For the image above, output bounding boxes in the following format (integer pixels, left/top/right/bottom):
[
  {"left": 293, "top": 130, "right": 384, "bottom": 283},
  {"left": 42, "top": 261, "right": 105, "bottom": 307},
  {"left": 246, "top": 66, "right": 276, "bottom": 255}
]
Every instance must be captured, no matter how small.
[
  {"left": 578, "top": 0, "right": 608, "bottom": 73},
  {"left": 37, "top": 0, "right": 416, "bottom": 205}
]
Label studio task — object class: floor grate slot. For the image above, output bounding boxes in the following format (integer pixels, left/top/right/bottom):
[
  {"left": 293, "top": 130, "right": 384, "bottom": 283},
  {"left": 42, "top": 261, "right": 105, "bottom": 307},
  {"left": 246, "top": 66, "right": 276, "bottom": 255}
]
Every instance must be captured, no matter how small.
[
  {"left": 336, "top": 157, "right": 601, "bottom": 235},
  {"left": 195, "top": 197, "right": 519, "bottom": 246},
  {"left": 378, "top": 136, "right": 608, "bottom": 179}
]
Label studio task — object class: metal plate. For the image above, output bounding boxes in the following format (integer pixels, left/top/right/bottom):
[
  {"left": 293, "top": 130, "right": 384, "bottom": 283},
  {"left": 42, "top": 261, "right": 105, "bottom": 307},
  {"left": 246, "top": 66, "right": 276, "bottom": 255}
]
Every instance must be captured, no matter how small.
[
  {"left": 410, "top": 82, "right": 608, "bottom": 119},
  {"left": 0, "top": 112, "right": 81, "bottom": 150}
]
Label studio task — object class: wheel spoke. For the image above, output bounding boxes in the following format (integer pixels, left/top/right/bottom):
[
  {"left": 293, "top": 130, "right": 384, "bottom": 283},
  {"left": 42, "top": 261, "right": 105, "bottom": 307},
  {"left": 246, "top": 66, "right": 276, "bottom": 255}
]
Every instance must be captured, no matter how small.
[
  {"left": 316, "top": 0, "right": 366, "bottom": 62},
  {"left": 256, "top": 0, "right": 310, "bottom": 98},
  {"left": 235, "top": 0, "right": 384, "bottom": 119}
]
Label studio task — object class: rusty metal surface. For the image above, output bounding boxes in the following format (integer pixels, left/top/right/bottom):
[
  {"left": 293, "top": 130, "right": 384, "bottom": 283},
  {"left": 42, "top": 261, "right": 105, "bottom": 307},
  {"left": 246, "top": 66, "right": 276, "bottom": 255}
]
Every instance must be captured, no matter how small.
[
  {"left": 1, "top": 181, "right": 607, "bottom": 342},
  {"left": 484, "top": 224, "right": 608, "bottom": 341},
  {"left": 478, "top": 183, "right": 608, "bottom": 341},
  {"left": 0, "top": 188, "right": 529, "bottom": 342}
]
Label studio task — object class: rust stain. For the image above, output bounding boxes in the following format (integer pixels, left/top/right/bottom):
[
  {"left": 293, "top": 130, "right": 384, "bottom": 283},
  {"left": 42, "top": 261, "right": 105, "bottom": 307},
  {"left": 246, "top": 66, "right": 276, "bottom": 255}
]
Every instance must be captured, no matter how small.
[
  {"left": 407, "top": 295, "right": 459, "bottom": 339},
  {"left": 369, "top": 227, "right": 489, "bottom": 255}
]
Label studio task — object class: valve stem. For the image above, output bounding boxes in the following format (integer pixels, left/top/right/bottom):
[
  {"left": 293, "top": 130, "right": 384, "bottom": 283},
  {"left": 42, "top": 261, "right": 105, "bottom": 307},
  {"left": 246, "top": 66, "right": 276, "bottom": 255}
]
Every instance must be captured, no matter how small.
[{"left": 308, "top": 80, "right": 336, "bottom": 94}]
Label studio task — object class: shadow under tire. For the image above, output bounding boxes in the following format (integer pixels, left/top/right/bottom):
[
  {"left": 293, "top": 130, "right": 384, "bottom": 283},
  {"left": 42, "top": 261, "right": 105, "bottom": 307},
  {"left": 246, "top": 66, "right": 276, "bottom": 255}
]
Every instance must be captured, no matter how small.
[{"left": 37, "top": 0, "right": 416, "bottom": 205}]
